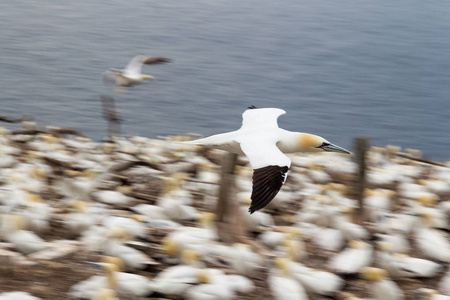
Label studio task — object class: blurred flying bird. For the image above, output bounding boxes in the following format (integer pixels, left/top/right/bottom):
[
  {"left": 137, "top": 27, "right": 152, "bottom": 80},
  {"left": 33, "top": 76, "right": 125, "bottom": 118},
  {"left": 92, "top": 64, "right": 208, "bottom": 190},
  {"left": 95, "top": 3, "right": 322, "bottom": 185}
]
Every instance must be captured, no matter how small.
[
  {"left": 103, "top": 54, "right": 171, "bottom": 93},
  {"left": 186, "top": 106, "right": 350, "bottom": 213}
]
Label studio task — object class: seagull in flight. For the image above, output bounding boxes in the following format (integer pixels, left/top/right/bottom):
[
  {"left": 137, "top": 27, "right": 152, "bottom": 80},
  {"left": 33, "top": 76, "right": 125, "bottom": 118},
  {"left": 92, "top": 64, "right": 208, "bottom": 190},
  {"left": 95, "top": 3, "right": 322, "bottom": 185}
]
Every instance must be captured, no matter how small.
[
  {"left": 186, "top": 106, "right": 350, "bottom": 214},
  {"left": 103, "top": 54, "right": 171, "bottom": 94}
]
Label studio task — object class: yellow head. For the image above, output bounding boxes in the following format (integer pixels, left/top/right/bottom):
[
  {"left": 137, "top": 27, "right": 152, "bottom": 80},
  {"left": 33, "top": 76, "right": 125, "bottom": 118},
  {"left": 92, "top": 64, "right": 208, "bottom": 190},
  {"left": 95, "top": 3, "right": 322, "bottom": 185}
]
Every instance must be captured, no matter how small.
[
  {"left": 298, "top": 133, "right": 350, "bottom": 154},
  {"left": 102, "top": 256, "right": 124, "bottom": 271},
  {"left": 103, "top": 263, "right": 119, "bottom": 289},
  {"left": 199, "top": 212, "right": 216, "bottom": 225},
  {"left": 416, "top": 194, "right": 437, "bottom": 207},
  {"left": 131, "top": 214, "right": 147, "bottom": 223},
  {"left": 10, "top": 215, "right": 28, "bottom": 231},
  {"left": 95, "top": 288, "right": 116, "bottom": 300},
  {"left": 419, "top": 211, "right": 435, "bottom": 227},
  {"left": 115, "top": 185, "right": 132, "bottom": 193},
  {"left": 360, "top": 267, "right": 388, "bottom": 282},
  {"left": 82, "top": 169, "right": 97, "bottom": 179},
  {"left": 197, "top": 269, "right": 211, "bottom": 284},
  {"left": 161, "top": 237, "right": 180, "bottom": 256},
  {"left": 26, "top": 193, "right": 43, "bottom": 203},
  {"left": 274, "top": 257, "right": 290, "bottom": 276},
  {"left": 413, "top": 288, "right": 438, "bottom": 300},
  {"left": 348, "top": 240, "right": 368, "bottom": 249},
  {"left": 31, "top": 167, "right": 46, "bottom": 180},
  {"left": 109, "top": 227, "right": 130, "bottom": 241},
  {"left": 181, "top": 249, "right": 201, "bottom": 265}
]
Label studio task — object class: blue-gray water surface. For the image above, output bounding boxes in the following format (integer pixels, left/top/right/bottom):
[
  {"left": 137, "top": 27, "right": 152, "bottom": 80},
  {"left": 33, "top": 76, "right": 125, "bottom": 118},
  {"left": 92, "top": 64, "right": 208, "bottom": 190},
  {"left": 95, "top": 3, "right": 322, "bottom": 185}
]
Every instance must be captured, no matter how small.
[{"left": 1, "top": 1, "right": 449, "bottom": 161}]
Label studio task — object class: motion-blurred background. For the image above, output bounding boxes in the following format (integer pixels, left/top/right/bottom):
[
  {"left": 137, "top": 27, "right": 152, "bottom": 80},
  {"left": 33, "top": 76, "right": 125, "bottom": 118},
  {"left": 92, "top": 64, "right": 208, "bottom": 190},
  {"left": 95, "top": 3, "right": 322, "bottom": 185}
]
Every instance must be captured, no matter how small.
[{"left": 1, "top": 0, "right": 449, "bottom": 160}]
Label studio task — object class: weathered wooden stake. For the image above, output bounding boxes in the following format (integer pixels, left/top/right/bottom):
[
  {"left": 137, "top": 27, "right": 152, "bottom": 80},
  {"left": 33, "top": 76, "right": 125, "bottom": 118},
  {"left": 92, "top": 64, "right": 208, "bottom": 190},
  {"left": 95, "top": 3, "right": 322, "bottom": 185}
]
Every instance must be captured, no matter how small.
[
  {"left": 215, "top": 152, "right": 272, "bottom": 254},
  {"left": 354, "top": 137, "right": 369, "bottom": 223},
  {"left": 216, "top": 152, "right": 238, "bottom": 223},
  {"left": 101, "top": 95, "right": 122, "bottom": 137}
]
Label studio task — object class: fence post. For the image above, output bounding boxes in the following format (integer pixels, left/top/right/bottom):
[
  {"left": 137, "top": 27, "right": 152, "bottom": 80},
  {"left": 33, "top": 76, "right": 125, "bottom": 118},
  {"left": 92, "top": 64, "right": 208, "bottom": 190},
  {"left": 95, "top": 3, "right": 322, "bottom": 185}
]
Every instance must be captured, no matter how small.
[
  {"left": 216, "top": 153, "right": 238, "bottom": 222},
  {"left": 354, "top": 137, "right": 369, "bottom": 223}
]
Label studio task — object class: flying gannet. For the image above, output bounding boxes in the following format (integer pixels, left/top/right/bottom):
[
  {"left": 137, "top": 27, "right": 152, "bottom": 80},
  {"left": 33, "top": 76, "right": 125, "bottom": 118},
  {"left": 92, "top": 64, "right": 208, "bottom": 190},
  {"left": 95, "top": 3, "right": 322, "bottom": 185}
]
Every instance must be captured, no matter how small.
[
  {"left": 103, "top": 54, "right": 171, "bottom": 93},
  {"left": 186, "top": 106, "right": 350, "bottom": 213}
]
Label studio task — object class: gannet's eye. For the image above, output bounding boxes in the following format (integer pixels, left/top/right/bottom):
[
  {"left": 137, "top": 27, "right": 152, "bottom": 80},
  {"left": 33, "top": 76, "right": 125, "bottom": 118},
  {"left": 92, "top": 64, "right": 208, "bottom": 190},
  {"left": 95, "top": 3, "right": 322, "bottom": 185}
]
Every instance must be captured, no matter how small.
[{"left": 316, "top": 142, "right": 330, "bottom": 149}]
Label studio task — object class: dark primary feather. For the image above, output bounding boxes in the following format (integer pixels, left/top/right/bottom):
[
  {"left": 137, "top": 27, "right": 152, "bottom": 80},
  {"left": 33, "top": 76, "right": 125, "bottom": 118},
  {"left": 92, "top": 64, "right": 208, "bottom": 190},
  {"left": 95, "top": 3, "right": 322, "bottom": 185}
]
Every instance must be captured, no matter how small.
[
  {"left": 249, "top": 165, "right": 289, "bottom": 214},
  {"left": 142, "top": 56, "right": 172, "bottom": 65}
]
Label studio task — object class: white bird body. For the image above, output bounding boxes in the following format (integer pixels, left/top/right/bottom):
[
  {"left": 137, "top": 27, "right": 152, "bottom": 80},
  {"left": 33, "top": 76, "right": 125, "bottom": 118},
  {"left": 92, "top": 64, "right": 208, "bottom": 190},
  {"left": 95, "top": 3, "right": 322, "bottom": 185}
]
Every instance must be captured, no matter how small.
[
  {"left": 91, "top": 190, "right": 134, "bottom": 206},
  {"left": 269, "top": 273, "right": 308, "bottom": 300},
  {"left": 150, "top": 264, "right": 204, "bottom": 296},
  {"left": 130, "top": 204, "right": 169, "bottom": 220},
  {"left": 377, "top": 252, "right": 442, "bottom": 278},
  {"left": 69, "top": 272, "right": 152, "bottom": 298},
  {"left": 438, "top": 270, "right": 450, "bottom": 295},
  {"left": 329, "top": 241, "right": 372, "bottom": 274},
  {"left": 259, "top": 231, "right": 286, "bottom": 249},
  {"left": 223, "top": 243, "right": 262, "bottom": 276},
  {"left": 185, "top": 282, "right": 234, "bottom": 300},
  {"left": 268, "top": 258, "right": 309, "bottom": 300},
  {"left": 187, "top": 107, "right": 349, "bottom": 213},
  {"left": 103, "top": 216, "right": 146, "bottom": 239},
  {"left": 289, "top": 261, "right": 344, "bottom": 296},
  {"left": 374, "top": 233, "right": 410, "bottom": 254},
  {"left": 314, "top": 227, "right": 345, "bottom": 252},
  {"left": 1, "top": 215, "right": 47, "bottom": 255},
  {"left": 239, "top": 207, "right": 274, "bottom": 232},
  {"left": 415, "top": 225, "right": 450, "bottom": 262},
  {"left": 371, "top": 279, "right": 404, "bottom": 300},
  {"left": 103, "top": 240, "right": 155, "bottom": 270},
  {"left": 0, "top": 292, "right": 41, "bottom": 300},
  {"left": 332, "top": 215, "right": 370, "bottom": 241},
  {"left": 360, "top": 267, "right": 404, "bottom": 300}
]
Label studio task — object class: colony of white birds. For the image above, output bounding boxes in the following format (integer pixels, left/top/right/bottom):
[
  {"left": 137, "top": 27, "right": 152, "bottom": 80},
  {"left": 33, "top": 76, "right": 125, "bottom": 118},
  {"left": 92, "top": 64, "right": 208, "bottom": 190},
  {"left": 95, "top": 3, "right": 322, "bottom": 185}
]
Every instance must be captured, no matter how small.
[{"left": 0, "top": 124, "right": 449, "bottom": 300}]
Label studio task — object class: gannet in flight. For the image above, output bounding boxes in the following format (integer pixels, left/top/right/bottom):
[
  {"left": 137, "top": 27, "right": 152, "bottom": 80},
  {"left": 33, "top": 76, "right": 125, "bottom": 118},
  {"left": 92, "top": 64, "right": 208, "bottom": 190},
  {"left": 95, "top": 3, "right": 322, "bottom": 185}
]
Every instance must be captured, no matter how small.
[
  {"left": 186, "top": 106, "right": 350, "bottom": 214},
  {"left": 103, "top": 54, "right": 171, "bottom": 93}
]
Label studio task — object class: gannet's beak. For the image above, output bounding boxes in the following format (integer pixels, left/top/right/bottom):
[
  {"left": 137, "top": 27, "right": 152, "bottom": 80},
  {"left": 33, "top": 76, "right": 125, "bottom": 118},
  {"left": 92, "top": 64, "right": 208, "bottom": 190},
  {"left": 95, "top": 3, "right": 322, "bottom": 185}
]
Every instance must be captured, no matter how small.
[{"left": 319, "top": 142, "right": 350, "bottom": 154}]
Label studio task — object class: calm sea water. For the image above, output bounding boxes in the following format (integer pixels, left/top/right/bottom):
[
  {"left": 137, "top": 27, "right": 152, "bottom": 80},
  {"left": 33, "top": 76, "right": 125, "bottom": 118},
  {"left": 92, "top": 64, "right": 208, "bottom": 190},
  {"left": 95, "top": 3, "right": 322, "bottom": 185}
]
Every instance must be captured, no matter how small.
[{"left": 1, "top": 1, "right": 449, "bottom": 160}]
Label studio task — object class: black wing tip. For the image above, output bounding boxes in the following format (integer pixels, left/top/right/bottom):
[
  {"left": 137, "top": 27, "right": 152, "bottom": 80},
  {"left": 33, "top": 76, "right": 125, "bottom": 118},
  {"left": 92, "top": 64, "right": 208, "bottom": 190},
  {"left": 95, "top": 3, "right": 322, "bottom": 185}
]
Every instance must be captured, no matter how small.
[
  {"left": 149, "top": 56, "right": 172, "bottom": 64},
  {"left": 248, "top": 105, "right": 258, "bottom": 109},
  {"left": 247, "top": 165, "right": 289, "bottom": 214}
]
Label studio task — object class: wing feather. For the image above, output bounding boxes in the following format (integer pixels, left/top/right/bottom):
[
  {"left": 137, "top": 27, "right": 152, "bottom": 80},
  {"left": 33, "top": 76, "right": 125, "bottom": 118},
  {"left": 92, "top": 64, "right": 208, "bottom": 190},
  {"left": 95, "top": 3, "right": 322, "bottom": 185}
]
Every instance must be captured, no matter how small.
[
  {"left": 239, "top": 140, "right": 290, "bottom": 213},
  {"left": 124, "top": 55, "right": 171, "bottom": 76},
  {"left": 249, "top": 165, "right": 289, "bottom": 213}
]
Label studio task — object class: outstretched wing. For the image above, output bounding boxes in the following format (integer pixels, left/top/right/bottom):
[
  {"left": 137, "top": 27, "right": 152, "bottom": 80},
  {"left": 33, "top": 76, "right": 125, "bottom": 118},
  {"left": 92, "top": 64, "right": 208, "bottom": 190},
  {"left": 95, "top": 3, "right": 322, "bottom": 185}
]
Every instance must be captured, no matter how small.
[
  {"left": 239, "top": 139, "right": 291, "bottom": 214},
  {"left": 124, "top": 55, "right": 171, "bottom": 76},
  {"left": 240, "top": 107, "right": 286, "bottom": 131}
]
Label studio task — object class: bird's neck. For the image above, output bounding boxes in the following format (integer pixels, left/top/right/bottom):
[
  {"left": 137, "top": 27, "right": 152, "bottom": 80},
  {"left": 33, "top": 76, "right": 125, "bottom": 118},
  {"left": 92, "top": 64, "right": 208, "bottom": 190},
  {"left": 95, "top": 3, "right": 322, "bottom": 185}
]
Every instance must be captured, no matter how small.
[{"left": 277, "top": 131, "right": 315, "bottom": 153}]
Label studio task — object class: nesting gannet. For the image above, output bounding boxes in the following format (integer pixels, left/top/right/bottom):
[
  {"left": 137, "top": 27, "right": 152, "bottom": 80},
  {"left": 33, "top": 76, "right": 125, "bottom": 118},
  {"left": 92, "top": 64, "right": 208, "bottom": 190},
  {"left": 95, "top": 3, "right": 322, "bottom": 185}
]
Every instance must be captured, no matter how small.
[
  {"left": 186, "top": 107, "right": 350, "bottom": 213},
  {"left": 287, "top": 260, "right": 345, "bottom": 296},
  {"left": 360, "top": 267, "right": 404, "bottom": 300},
  {"left": 103, "top": 54, "right": 171, "bottom": 93},
  {"left": 269, "top": 258, "right": 308, "bottom": 300},
  {"left": 329, "top": 240, "right": 373, "bottom": 275},
  {"left": 0, "top": 292, "right": 41, "bottom": 300},
  {"left": 413, "top": 288, "right": 450, "bottom": 300},
  {"left": 438, "top": 269, "right": 450, "bottom": 295}
]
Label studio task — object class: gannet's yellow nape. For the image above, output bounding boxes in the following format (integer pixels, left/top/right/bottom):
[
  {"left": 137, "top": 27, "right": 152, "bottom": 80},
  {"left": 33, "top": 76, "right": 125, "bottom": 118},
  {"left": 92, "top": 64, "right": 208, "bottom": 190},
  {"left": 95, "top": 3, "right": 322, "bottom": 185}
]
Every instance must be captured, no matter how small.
[{"left": 185, "top": 106, "right": 350, "bottom": 214}]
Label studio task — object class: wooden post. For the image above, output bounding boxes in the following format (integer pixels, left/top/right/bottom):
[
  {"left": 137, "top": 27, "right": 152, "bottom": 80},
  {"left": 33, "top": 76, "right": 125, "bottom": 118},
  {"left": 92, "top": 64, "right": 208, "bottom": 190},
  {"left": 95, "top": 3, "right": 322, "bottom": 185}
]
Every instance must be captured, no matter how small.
[
  {"left": 215, "top": 153, "right": 272, "bottom": 254},
  {"left": 354, "top": 137, "right": 369, "bottom": 223},
  {"left": 101, "top": 95, "right": 122, "bottom": 137},
  {"left": 216, "top": 153, "right": 238, "bottom": 223}
]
